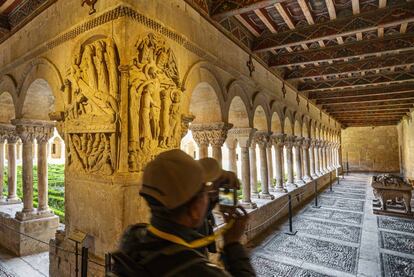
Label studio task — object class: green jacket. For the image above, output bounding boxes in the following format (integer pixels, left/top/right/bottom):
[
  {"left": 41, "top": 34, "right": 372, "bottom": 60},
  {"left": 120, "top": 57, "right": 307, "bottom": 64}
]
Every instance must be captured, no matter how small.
[{"left": 111, "top": 216, "right": 256, "bottom": 277}]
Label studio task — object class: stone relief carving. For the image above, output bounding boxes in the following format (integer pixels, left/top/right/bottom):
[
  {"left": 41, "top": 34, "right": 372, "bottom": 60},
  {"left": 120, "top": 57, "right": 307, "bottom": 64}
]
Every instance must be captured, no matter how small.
[
  {"left": 63, "top": 38, "right": 119, "bottom": 175},
  {"left": 128, "top": 33, "right": 184, "bottom": 172}
]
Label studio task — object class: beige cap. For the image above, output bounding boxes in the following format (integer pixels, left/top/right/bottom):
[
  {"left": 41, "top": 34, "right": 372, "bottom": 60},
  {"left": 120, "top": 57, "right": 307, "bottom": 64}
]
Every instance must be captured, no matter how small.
[{"left": 141, "top": 149, "right": 222, "bottom": 209}]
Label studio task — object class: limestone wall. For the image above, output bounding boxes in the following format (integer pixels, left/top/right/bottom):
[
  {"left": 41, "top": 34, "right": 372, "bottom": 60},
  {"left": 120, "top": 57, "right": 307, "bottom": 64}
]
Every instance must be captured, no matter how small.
[
  {"left": 397, "top": 111, "right": 414, "bottom": 180},
  {"left": 341, "top": 126, "right": 399, "bottom": 172}
]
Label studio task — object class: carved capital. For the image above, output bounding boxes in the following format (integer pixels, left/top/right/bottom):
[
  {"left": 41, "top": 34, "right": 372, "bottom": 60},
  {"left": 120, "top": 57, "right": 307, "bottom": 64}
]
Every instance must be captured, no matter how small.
[
  {"left": 190, "top": 122, "right": 233, "bottom": 147},
  {"left": 294, "top": 136, "right": 304, "bottom": 147},
  {"left": 302, "top": 138, "right": 311, "bottom": 149},
  {"left": 284, "top": 135, "right": 296, "bottom": 148},
  {"left": 12, "top": 119, "right": 55, "bottom": 144},
  {"left": 181, "top": 114, "right": 195, "bottom": 139},
  {"left": 253, "top": 131, "right": 270, "bottom": 148},
  {"left": 0, "top": 123, "right": 15, "bottom": 143},
  {"left": 270, "top": 133, "right": 286, "bottom": 148},
  {"left": 228, "top": 127, "right": 256, "bottom": 148}
]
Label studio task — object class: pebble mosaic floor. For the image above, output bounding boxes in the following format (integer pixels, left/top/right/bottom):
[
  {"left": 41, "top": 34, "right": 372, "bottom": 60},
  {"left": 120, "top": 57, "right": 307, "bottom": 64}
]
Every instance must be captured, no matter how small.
[{"left": 250, "top": 173, "right": 414, "bottom": 277}]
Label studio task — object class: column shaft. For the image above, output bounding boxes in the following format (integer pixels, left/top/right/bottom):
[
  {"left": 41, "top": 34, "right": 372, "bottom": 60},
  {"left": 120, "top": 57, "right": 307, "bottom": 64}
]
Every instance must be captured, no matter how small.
[
  {"left": 198, "top": 144, "right": 208, "bottom": 159},
  {"left": 314, "top": 145, "right": 320, "bottom": 176},
  {"left": 285, "top": 137, "right": 296, "bottom": 188},
  {"left": 309, "top": 144, "right": 316, "bottom": 178},
  {"left": 37, "top": 141, "right": 49, "bottom": 211},
  {"left": 249, "top": 146, "right": 258, "bottom": 196},
  {"left": 22, "top": 141, "right": 34, "bottom": 213},
  {"left": 302, "top": 144, "right": 311, "bottom": 181},
  {"left": 293, "top": 142, "right": 304, "bottom": 184},
  {"left": 0, "top": 142, "right": 4, "bottom": 200},
  {"left": 7, "top": 142, "right": 18, "bottom": 201},
  {"left": 227, "top": 146, "right": 237, "bottom": 174},
  {"left": 211, "top": 145, "right": 222, "bottom": 165},
  {"left": 266, "top": 146, "right": 273, "bottom": 189},
  {"left": 274, "top": 144, "right": 285, "bottom": 192}
]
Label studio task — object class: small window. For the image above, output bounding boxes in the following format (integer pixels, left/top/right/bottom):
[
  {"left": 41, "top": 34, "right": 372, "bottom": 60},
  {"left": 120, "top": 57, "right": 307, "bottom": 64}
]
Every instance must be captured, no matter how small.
[{"left": 52, "top": 144, "right": 57, "bottom": 154}]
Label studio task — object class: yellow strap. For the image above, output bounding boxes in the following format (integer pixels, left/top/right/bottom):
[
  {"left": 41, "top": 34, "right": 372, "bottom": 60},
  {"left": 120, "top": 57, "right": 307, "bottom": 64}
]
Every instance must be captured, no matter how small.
[{"left": 147, "top": 220, "right": 235, "bottom": 249}]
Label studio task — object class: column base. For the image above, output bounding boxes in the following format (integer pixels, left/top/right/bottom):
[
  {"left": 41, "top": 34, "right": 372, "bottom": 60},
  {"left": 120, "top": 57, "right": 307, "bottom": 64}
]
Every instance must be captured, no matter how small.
[
  {"left": 15, "top": 208, "right": 55, "bottom": 221},
  {"left": 0, "top": 198, "right": 22, "bottom": 205},
  {"left": 286, "top": 182, "right": 298, "bottom": 189},
  {"left": 273, "top": 186, "right": 288, "bottom": 193},
  {"left": 0, "top": 212, "right": 59, "bottom": 256},
  {"left": 294, "top": 179, "right": 305, "bottom": 186},
  {"left": 303, "top": 176, "right": 312, "bottom": 182},
  {"left": 251, "top": 192, "right": 260, "bottom": 199},
  {"left": 240, "top": 201, "right": 257, "bottom": 209},
  {"left": 259, "top": 192, "right": 275, "bottom": 200}
]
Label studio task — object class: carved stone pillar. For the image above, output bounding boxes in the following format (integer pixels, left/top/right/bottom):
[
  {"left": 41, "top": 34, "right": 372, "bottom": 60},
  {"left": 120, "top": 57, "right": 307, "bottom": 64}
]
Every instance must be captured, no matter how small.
[
  {"left": 293, "top": 137, "right": 305, "bottom": 185},
  {"left": 302, "top": 138, "right": 312, "bottom": 182},
  {"left": 225, "top": 137, "right": 237, "bottom": 174},
  {"left": 318, "top": 140, "right": 325, "bottom": 174},
  {"left": 266, "top": 141, "right": 274, "bottom": 189},
  {"left": 229, "top": 128, "right": 257, "bottom": 209},
  {"left": 271, "top": 134, "right": 287, "bottom": 192},
  {"left": 255, "top": 132, "right": 274, "bottom": 199},
  {"left": 249, "top": 143, "right": 258, "bottom": 198},
  {"left": 314, "top": 140, "right": 321, "bottom": 176},
  {"left": 35, "top": 123, "right": 54, "bottom": 214},
  {"left": 285, "top": 135, "right": 296, "bottom": 189}
]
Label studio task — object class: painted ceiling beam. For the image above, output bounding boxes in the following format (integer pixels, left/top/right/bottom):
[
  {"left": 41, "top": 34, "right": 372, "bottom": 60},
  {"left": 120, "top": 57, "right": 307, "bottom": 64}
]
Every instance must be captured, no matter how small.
[
  {"left": 211, "top": 0, "right": 288, "bottom": 21},
  {"left": 285, "top": 51, "right": 414, "bottom": 80},
  {"left": 254, "top": 2, "right": 414, "bottom": 52},
  {"left": 269, "top": 33, "right": 414, "bottom": 67},
  {"left": 316, "top": 92, "right": 414, "bottom": 105}
]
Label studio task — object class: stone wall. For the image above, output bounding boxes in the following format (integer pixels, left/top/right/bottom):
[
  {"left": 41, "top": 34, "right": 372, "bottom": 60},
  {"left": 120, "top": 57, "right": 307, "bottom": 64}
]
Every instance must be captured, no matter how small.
[
  {"left": 397, "top": 111, "right": 414, "bottom": 180},
  {"left": 341, "top": 126, "right": 399, "bottom": 172}
]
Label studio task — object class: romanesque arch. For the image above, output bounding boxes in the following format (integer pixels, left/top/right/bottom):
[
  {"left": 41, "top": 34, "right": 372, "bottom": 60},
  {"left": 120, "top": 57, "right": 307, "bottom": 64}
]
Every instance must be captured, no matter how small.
[
  {"left": 20, "top": 79, "right": 55, "bottom": 120},
  {"left": 0, "top": 91, "right": 16, "bottom": 124}
]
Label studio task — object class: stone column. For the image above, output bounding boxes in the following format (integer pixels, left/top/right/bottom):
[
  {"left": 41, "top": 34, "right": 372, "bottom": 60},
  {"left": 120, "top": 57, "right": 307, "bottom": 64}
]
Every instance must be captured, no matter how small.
[
  {"left": 16, "top": 128, "right": 36, "bottom": 218},
  {"left": 225, "top": 137, "right": 237, "bottom": 174},
  {"left": 266, "top": 141, "right": 274, "bottom": 190},
  {"left": 0, "top": 138, "right": 4, "bottom": 201},
  {"left": 192, "top": 130, "right": 209, "bottom": 159},
  {"left": 229, "top": 128, "right": 257, "bottom": 209},
  {"left": 318, "top": 140, "right": 324, "bottom": 174},
  {"left": 322, "top": 141, "right": 328, "bottom": 173},
  {"left": 271, "top": 134, "right": 287, "bottom": 192},
  {"left": 249, "top": 143, "right": 258, "bottom": 198},
  {"left": 293, "top": 137, "right": 305, "bottom": 185},
  {"left": 255, "top": 132, "right": 274, "bottom": 199},
  {"left": 36, "top": 124, "right": 54, "bottom": 214},
  {"left": 314, "top": 140, "right": 321, "bottom": 176},
  {"left": 6, "top": 135, "right": 19, "bottom": 203},
  {"left": 302, "top": 138, "right": 312, "bottom": 182},
  {"left": 284, "top": 135, "right": 296, "bottom": 189},
  {"left": 309, "top": 139, "right": 317, "bottom": 179}
]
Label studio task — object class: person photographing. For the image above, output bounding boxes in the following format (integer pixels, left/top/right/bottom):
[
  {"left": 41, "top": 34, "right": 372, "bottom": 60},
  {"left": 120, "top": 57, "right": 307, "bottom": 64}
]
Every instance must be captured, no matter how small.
[{"left": 110, "top": 149, "right": 256, "bottom": 276}]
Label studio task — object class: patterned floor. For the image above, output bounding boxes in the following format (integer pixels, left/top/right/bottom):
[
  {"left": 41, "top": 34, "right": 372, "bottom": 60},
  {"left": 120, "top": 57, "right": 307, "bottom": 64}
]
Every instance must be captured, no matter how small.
[{"left": 250, "top": 173, "right": 414, "bottom": 277}]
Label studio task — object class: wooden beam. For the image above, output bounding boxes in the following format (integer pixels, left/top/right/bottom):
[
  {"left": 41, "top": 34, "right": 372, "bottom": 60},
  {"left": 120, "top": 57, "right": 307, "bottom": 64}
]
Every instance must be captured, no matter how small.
[
  {"left": 235, "top": 14, "right": 261, "bottom": 37},
  {"left": 400, "top": 22, "right": 408, "bottom": 34},
  {"left": 309, "top": 83, "right": 414, "bottom": 100},
  {"left": 300, "top": 71, "right": 414, "bottom": 92},
  {"left": 275, "top": 3, "right": 295, "bottom": 29},
  {"left": 322, "top": 100, "right": 414, "bottom": 110},
  {"left": 211, "top": 0, "right": 289, "bottom": 21},
  {"left": 253, "top": 3, "right": 414, "bottom": 52},
  {"left": 285, "top": 51, "right": 414, "bottom": 80},
  {"left": 0, "top": 15, "right": 9, "bottom": 33},
  {"left": 297, "top": 0, "right": 314, "bottom": 24},
  {"left": 352, "top": 0, "right": 360, "bottom": 14},
  {"left": 269, "top": 33, "right": 414, "bottom": 67},
  {"left": 254, "top": 9, "right": 277, "bottom": 33},
  {"left": 379, "top": 0, "right": 387, "bottom": 8},
  {"left": 335, "top": 115, "right": 402, "bottom": 119},
  {"left": 317, "top": 92, "right": 414, "bottom": 105},
  {"left": 329, "top": 108, "right": 410, "bottom": 114},
  {"left": 325, "top": 0, "right": 337, "bottom": 19}
]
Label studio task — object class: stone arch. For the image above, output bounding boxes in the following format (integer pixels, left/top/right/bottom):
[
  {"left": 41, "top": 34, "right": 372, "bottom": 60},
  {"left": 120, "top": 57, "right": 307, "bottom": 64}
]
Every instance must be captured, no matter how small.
[
  {"left": 182, "top": 61, "right": 225, "bottom": 119},
  {"left": 302, "top": 116, "right": 310, "bottom": 138},
  {"left": 189, "top": 82, "right": 223, "bottom": 124},
  {"left": 20, "top": 79, "right": 55, "bottom": 120},
  {"left": 271, "top": 112, "right": 283, "bottom": 134},
  {"left": 224, "top": 80, "right": 252, "bottom": 125},
  {"left": 228, "top": 96, "right": 250, "bottom": 128},
  {"left": 253, "top": 105, "right": 268, "bottom": 131},
  {"left": 0, "top": 91, "right": 16, "bottom": 123},
  {"left": 17, "top": 57, "right": 63, "bottom": 118},
  {"left": 252, "top": 92, "right": 271, "bottom": 131},
  {"left": 283, "top": 116, "right": 294, "bottom": 136},
  {"left": 294, "top": 116, "right": 302, "bottom": 137}
]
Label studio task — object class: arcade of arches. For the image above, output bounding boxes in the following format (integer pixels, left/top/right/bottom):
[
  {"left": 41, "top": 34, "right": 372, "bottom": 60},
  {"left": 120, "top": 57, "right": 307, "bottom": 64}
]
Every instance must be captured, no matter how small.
[{"left": 0, "top": 0, "right": 413, "bottom": 276}]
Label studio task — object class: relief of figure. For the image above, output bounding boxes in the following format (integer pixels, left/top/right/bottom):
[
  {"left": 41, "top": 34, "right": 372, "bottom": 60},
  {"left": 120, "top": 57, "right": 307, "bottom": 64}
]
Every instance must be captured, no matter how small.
[
  {"left": 128, "top": 33, "right": 183, "bottom": 171},
  {"left": 64, "top": 37, "right": 120, "bottom": 175}
]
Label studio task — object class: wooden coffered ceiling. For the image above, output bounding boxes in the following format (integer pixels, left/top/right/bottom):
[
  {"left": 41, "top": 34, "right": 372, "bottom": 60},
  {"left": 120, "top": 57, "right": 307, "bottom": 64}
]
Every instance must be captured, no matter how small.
[
  {"left": 0, "top": 0, "right": 56, "bottom": 43},
  {"left": 198, "top": 0, "right": 414, "bottom": 127}
]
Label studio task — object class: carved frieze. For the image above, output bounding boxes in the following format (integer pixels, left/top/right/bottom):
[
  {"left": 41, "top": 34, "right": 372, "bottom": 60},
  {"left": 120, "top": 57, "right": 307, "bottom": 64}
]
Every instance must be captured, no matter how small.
[
  {"left": 63, "top": 38, "right": 120, "bottom": 175},
  {"left": 128, "top": 33, "right": 184, "bottom": 172}
]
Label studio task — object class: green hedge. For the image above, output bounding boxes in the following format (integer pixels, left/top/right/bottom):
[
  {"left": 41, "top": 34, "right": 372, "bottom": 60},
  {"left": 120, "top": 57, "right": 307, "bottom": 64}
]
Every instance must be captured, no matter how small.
[{"left": 2, "top": 164, "right": 65, "bottom": 222}]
